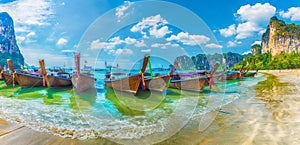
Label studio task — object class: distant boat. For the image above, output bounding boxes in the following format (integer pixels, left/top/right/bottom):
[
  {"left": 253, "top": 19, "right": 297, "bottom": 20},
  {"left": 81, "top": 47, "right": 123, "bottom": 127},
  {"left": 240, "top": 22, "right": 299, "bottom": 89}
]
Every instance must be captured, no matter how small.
[
  {"left": 71, "top": 53, "right": 96, "bottom": 94},
  {"left": 169, "top": 63, "right": 220, "bottom": 92},
  {"left": 39, "top": 59, "right": 72, "bottom": 88},
  {"left": 242, "top": 68, "right": 257, "bottom": 77}
]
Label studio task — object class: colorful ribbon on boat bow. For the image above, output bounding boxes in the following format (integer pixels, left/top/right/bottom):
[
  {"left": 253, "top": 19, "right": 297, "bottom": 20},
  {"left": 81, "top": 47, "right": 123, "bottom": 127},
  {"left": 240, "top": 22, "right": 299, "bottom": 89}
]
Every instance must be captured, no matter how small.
[{"left": 207, "top": 73, "right": 213, "bottom": 90}]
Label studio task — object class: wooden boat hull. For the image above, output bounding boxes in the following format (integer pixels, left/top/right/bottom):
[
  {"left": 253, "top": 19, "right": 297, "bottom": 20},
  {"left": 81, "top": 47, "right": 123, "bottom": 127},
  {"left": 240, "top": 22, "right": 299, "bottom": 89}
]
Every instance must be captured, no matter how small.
[
  {"left": 144, "top": 76, "right": 168, "bottom": 92},
  {"left": 244, "top": 72, "right": 256, "bottom": 77},
  {"left": 226, "top": 72, "right": 239, "bottom": 80},
  {"left": 16, "top": 73, "right": 43, "bottom": 87},
  {"left": 3, "top": 72, "right": 18, "bottom": 85},
  {"left": 71, "top": 74, "right": 96, "bottom": 93},
  {"left": 170, "top": 77, "right": 209, "bottom": 92},
  {"left": 46, "top": 75, "right": 72, "bottom": 88},
  {"left": 105, "top": 75, "right": 141, "bottom": 95}
]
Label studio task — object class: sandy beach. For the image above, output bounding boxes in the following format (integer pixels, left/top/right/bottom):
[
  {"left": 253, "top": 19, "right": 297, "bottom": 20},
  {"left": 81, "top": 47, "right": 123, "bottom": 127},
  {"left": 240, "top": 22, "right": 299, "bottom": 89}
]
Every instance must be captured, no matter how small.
[{"left": 1, "top": 71, "right": 300, "bottom": 145}]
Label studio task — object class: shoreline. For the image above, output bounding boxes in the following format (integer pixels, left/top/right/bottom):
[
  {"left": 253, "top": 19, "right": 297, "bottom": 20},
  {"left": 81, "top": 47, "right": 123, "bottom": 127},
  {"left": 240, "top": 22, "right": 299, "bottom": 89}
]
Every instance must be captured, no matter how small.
[{"left": 1, "top": 71, "right": 300, "bottom": 144}]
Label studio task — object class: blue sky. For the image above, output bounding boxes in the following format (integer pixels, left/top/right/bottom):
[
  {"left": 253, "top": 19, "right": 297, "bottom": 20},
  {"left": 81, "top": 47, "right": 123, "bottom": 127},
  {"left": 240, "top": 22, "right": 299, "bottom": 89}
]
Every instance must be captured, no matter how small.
[{"left": 1, "top": 0, "right": 300, "bottom": 68}]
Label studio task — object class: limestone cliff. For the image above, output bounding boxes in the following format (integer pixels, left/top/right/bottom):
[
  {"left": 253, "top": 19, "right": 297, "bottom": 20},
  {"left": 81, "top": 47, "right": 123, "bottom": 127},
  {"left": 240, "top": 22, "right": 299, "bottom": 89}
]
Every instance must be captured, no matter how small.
[
  {"left": 0, "top": 12, "right": 24, "bottom": 68},
  {"left": 262, "top": 16, "right": 300, "bottom": 56}
]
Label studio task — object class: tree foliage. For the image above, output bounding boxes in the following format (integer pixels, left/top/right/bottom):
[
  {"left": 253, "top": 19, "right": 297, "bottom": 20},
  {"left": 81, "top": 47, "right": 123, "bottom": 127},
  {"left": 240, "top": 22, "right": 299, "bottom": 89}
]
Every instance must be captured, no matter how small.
[{"left": 234, "top": 51, "right": 300, "bottom": 70}]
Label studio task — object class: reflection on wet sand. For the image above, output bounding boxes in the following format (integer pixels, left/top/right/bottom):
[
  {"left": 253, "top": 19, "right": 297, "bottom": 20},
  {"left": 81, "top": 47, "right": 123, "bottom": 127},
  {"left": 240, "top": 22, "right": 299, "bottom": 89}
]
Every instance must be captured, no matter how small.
[{"left": 157, "top": 72, "right": 300, "bottom": 145}]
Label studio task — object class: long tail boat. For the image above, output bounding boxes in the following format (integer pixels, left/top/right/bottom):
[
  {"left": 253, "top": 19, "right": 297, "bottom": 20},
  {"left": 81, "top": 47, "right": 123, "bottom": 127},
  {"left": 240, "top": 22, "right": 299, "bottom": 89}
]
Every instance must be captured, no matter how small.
[
  {"left": 104, "top": 56, "right": 149, "bottom": 95},
  {"left": 105, "top": 55, "right": 174, "bottom": 95},
  {"left": 215, "top": 65, "right": 244, "bottom": 81},
  {"left": 71, "top": 53, "right": 96, "bottom": 94},
  {"left": 143, "top": 59, "right": 179, "bottom": 92},
  {"left": 39, "top": 59, "right": 72, "bottom": 88},
  {"left": 243, "top": 68, "right": 257, "bottom": 77},
  {"left": 3, "top": 59, "right": 18, "bottom": 86},
  {"left": 7, "top": 59, "right": 45, "bottom": 88},
  {"left": 169, "top": 63, "right": 220, "bottom": 92}
]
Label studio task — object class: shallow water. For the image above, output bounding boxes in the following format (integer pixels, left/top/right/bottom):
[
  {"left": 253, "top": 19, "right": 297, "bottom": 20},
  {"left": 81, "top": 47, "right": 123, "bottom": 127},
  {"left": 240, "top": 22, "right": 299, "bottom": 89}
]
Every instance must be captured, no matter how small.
[{"left": 0, "top": 72, "right": 268, "bottom": 144}]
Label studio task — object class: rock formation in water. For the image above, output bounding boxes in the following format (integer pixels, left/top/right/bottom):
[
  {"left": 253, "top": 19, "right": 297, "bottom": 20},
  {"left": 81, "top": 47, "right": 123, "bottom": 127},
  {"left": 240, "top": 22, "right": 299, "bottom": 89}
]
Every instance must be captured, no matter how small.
[
  {"left": 0, "top": 12, "right": 24, "bottom": 68},
  {"left": 262, "top": 16, "right": 300, "bottom": 56}
]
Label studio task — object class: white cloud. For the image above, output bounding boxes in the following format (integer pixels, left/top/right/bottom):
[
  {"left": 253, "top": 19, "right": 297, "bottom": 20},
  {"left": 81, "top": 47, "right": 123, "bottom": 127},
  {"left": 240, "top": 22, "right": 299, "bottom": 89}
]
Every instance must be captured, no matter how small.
[
  {"left": 134, "top": 40, "right": 146, "bottom": 47},
  {"left": 219, "top": 24, "right": 237, "bottom": 37},
  {"left": 149, "top": 25, "right": 171, "bottom": 38},
  {"left": 234, "top": 3, "right": 276, "bottom": 39},
  {"left": 115, "top": 48, "right": 133, "bottom": 55},
  {"left": 242, "top": 51, "right": 252, "bottom": 55},
  {"left": 236, "top": 22, "right": 262, "bottom": 39},
  {"left": 151, "top": 42, "right": 179, "bottom": 49},
  {"left": 252, "top": 41, "right": 261, "bottom": 46},
  {"left": 26, "top": 31, "right": 36, "bottom": 37},
  {"left": 115, "top": 1, "right": 132, "bottom": 21},
  {"left": 280, "top": 7, "right": 300, "bottom": 21},
  {"left": 56, "top": 38, "right": 68, "bottom": 46},
  {"left": 90, "top": 39, "right": 106, "bottom": 50},
  {"left": 0, "top": 0, "right": 54, "bottom": 32},
  {"left": 61, "top": 49, "right": 75, "bottom": 53},
  {"left": 227, "top": 40, "right": 242, "bottom": 47},
  {"left": 220, "top": 3, "right": 276, "bottom": 40},
  {"left": 89, "top": 36, "right": 146, "bottom": 50},
  {"left": 166, "top": 32, "right": 210, "bottom": 46},
  {"left": 124, "top": 37, "right": 137, "bottom": 44},
  {"left": 130, "top": 14, "right": 171, "bottom": 38},
  {"left": 141, "top": 49, "right": 151, "bottom": 53},
  {"left": 16, "top": 36, "right": 26, "bottom": 43},
  {"left": 205, "top": 43, "right": 223, "bottom": 49}
]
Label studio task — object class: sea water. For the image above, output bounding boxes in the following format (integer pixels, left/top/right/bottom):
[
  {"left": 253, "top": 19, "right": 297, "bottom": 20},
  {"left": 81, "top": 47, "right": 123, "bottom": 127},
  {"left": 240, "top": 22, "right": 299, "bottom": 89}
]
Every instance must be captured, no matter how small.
[{"left": 0, "top": 71, "right": 265, "bottom": 144}]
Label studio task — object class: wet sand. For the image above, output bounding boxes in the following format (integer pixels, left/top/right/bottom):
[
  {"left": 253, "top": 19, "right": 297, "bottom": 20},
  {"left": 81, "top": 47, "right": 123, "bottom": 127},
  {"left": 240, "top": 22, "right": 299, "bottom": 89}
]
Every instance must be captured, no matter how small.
[{"left": 1, "top": 71, "right": 300, "bottom": 144}]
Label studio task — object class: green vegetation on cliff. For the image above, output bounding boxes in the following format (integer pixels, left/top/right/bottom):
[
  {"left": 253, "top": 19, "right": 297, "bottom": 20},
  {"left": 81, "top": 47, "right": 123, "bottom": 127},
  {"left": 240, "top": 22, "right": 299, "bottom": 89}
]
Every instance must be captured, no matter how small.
[
  {"left": 234, "top": 52, "right": 300, "bottom": 70},
  {"left": 265, "top": 16, "right": 300, "bottom": 38}
]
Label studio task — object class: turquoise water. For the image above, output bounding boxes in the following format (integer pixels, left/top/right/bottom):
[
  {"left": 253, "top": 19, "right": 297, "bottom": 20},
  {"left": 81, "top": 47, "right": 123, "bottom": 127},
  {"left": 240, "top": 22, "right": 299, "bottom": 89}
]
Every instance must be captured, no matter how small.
[{"left": 0, "top": 71, "right": 265, "bottom": 144}]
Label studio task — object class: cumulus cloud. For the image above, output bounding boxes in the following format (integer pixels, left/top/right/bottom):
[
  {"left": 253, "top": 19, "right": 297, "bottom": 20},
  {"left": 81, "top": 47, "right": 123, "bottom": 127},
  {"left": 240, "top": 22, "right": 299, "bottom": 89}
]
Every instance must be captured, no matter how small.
[
  {"left": 167, "top": 32, "right": 210, "bottom": 46},
  {"left": 26, "top": 31, "right": 36, "bottom": 37},
  {"left": 61, "top": 49, "right": 75, "bottom": 53},
  {"left": 141, "top": 49, "right": 151, "bottom": 53},
  {"left": 115, "top": 1, "right": 132, "bottom": 21},
  {"left": 115, "top": 48, "right": 133, "bottom": 55},
  {"left": 252, "top": 40, "right": 261, "bottom": 46},
  {"left": 219, "top": 24, "right": 237, "bottom": 37},
  {"left": 219, "top": 3, "right": 276, "bottom": 40},
  {"left": 235, "top": 3, "right": 276, "bottom": 39},
  {"left": 227, "top": 40, "right": 242, "bottom": 47},
  {"left": 130, "top": 14, "right": 171, "bottom": 38},
  {"left": 205, "top": 43, "right": 223, "bottom": 49},
  {"left": 56, "top": 38, "right": 68, "bottom": 46},
  {"left": 151, "top": 42, "right": 179, "bottom": 49},
  {"left": 89, "top": 36, "right": 145, "bottom": 50},
  {"left": 134, "top": 40, "right": 146, "bottom": 47},
  {"left": 242, "top": 51, "right": 252, "bottom": 55},
  {"left": 0, "top": 0, "right": 54, "bottom": 32},
  {"left": 280, "top": 7, "right": 300, "bottom": 21}
]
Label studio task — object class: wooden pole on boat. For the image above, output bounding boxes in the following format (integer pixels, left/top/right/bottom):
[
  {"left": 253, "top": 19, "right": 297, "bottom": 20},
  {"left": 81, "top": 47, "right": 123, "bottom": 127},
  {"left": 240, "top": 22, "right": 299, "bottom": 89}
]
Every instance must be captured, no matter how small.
[
  {"left": 166, "top": 60, "right": 179, "bottom": 89},
  {"left": 238, "top": 65, "right": 245, "bottom": 79},
  {"left": 75, "top": 53, "right": 81, "bottom": 94},
  {"left": 139, "top": 55, "right": 149, "bottom": 90},
  {"left": 39, "top": 59, "right": 47, "bottom": 87},
  {"left": 7, "top": 59, "right": 16, "bottom": 88}
]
